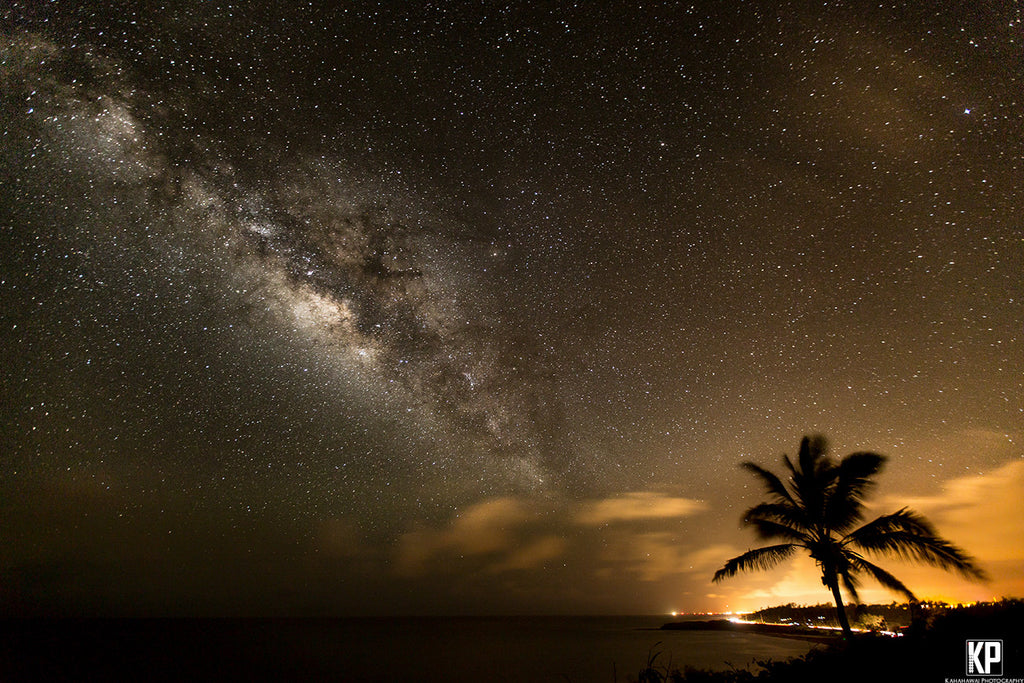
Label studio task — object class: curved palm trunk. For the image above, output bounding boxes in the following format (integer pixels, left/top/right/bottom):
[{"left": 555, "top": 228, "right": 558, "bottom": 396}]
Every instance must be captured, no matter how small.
[{"left": 826, "top": 577, "right": 853, "bottom": 638}]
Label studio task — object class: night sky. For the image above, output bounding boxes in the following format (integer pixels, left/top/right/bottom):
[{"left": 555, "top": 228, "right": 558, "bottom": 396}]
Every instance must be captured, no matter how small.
[{"left": 1, "top": 1, "right": 1021, "bottom": 617}]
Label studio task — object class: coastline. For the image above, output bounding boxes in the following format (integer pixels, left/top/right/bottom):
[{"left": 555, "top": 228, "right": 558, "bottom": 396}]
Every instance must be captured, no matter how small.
[{"left": 660, "top": 618, "right": 841, "bottom": 644}]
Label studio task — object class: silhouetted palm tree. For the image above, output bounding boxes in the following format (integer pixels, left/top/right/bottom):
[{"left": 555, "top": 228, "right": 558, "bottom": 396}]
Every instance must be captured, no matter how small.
[{"left": 713, "top": 435, "right": 986, "bottom": 637}]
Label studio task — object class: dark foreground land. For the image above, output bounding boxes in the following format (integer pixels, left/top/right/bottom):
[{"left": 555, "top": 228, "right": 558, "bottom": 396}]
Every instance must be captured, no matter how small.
[
  {"left": 0, "top": 601, "right": 1020, "bottom": 682},
  {"left": 653, "top": 600, "right": 1024, "bottom": 683}
]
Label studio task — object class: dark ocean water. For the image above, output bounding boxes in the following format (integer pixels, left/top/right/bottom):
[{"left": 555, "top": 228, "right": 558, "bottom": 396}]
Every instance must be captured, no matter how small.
[
  {"left": 317, "top": 615, "right": 818, "bottom": 681},
  {"left": 0, "top": 615, "right": 818, "bottom": 682}
]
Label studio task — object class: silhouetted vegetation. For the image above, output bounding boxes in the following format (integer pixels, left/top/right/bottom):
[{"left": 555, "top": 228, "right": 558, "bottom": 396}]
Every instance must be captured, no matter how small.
[
  {"left": 713, "top": 435, "right": 985, "bottom": 637},
  {"left": 745, "top": 600, "right": 941, "bottom": 631},
  {"left": 636, "top": 600, "right": 1024, "bottom": 682}
]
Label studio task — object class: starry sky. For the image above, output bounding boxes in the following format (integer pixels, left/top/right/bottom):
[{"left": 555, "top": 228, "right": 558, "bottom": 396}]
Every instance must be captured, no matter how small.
[{"left": 1, "top": 1, "right": 1021, "bottom": 617}]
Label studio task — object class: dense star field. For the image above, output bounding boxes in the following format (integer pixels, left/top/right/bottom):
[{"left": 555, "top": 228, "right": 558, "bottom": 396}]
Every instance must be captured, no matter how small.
[{"left": 1, "top": 1, "right": 1021, "bottom": 616}]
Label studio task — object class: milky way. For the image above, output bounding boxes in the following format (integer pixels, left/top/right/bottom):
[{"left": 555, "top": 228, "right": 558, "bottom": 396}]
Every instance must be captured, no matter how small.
[
  {"left": 1, "top": 2, "right": 1021, "bottom": 615},
  {"left": 2, "top": 26, "right": 568, "bottom": 502}
]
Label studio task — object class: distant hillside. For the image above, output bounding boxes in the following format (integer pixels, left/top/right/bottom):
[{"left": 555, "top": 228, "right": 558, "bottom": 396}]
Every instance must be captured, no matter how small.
[{"left": 746, "top": 601, "right": 955, "bottom": 631}]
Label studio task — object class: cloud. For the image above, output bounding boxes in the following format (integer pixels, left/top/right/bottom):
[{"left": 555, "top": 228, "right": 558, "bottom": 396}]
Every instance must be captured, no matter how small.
[
  {"left": 682, "top": 544, "right": 742, "bottom": 575},
  {"left": 864, "top": 459, "right": 1024, "bottom": 600},
  {"left": 394, "top": 492, "right": 707, "bottom": 584},
  {"left": 875, "top": 460, "right": 1024, "bottom": 564},
  {"left": 590, "top": 535, "right": 736, "bottom": 584},
  {"left": 491, "top": 536, "right": 566, "bottom": 573},
  {"left": 574, "top": 492, "right": 706, "bottom": 526},
  {"left": 394, "top": 498, "right": 562, "bottom": 577},
  {"left": 599, "top": 532, "right": 690, "bottom": 582}
]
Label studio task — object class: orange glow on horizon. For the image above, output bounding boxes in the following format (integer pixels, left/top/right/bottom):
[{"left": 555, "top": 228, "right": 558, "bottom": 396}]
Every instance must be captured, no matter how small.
[{"left": 702, "top": 460, "right": 1024, "bottom": 615}]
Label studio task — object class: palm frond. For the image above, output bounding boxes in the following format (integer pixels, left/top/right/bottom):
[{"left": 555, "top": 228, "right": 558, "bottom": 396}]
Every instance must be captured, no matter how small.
[
  {"left": 799, "top": 435, "right": 828, "bottom": 477},
  {"left": 743, "top": 502, "right": 810, "bottom": 541},
  {"left": 744, "top": 501, "right": 806, "bottom": 526},
  {"left": 740, "top": 462, "right": 797, "bottom": 506},
  {"left": 782, "top": 454, "right": 798, "bottom": 479},
  {"left": 839, "top": 568, "right": 861, "bottom": 604},
  {"left": 788, "top": 435, "right": 832, "bottom": 517},
  {"left": 745, "top": 518, "right": 810, "bottom": 542},
  {"left": 848, "top": 555, "right": 917, "bottom": 601},
  {"left": 837, "top": 451, "right": 887, "bottom": 482},
  {"left": 847, "top": 509, "right": 987, "bottom": 580},
  {"left": 833, "top": 452, "right": 886, "bottom": 503},
  {"left": 824, "top": 451, "right": 887, "bottom": 532},
  {"left": 712, "top": 544, "right": 797, "bottom": 583}
]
